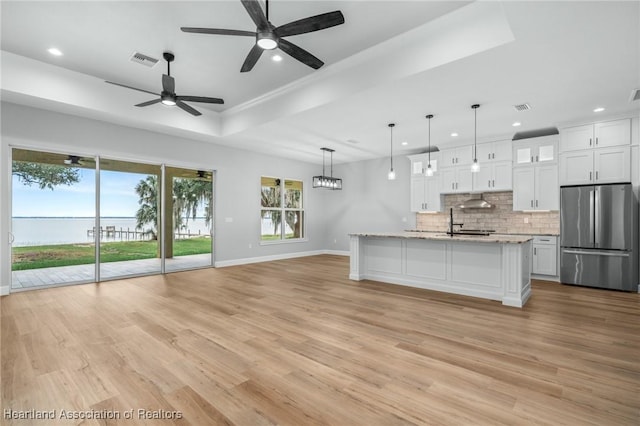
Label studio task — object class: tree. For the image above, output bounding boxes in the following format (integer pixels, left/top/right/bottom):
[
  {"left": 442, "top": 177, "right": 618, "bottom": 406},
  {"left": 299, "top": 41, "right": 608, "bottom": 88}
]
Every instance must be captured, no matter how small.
[
  {"left": 12, "top": 161, "right": 80, "bottom": 189},
  {"left": 134, "top": 175, "right": 212, "bottom": 238}
]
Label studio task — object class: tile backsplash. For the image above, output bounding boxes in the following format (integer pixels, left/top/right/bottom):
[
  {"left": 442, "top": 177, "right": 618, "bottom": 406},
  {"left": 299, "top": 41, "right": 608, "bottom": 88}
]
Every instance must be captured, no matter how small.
[{"left": 416, "top": 192, "right": 559, "bottom": 235}]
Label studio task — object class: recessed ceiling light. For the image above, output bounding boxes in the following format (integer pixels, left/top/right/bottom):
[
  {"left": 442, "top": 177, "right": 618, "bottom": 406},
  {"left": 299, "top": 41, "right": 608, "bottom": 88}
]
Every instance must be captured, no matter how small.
[
  {"left": 48, "top": 47, "right": 63, "bottom": 56},
  {"left": 593, "top": 107, "right": 605, "bottom": 112},
  {"left": 401, "top": 141, "right": 408, "bottom": 146},
  {"left": 512, "top": 122, "right": 521, "bottom": 127},
  {"left": 272, "top": 54, "right": 283, "bottom": 62},
  {"left": 451, "top": 132, "right": 458, "bottom": 137}
]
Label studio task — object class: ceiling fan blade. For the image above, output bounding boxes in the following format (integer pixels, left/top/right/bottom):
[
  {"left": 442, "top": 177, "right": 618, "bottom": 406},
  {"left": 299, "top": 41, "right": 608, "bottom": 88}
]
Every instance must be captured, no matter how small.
[
  {"left": 135, "top": 99, "right": 162, "bottom": 107},
  {"left": 181, "top": 27, "right": 256, "bottom": 37},
  {"left": 241, "top": 0, "right": 268, "bottom": 28},
  {"left": 275, "top": 11, "right": 345, "bottom": 37},
  {"left": 162, "top": 74, "right": 175, "bottom": 94},
  {"left": 241, "top": 43, "right": 264, "bottom": 72},
  {"left": 176, "top": 101, "right": 202, "bottom": 116},
  {"left": 177, "top": 95, "right": 224, "bottom": 104},
  {"left": 278, "top": 39, "right": 324, "bottom": 69},
  {"left": 105, "top": 81, "right": 157, "bottom": 96}
]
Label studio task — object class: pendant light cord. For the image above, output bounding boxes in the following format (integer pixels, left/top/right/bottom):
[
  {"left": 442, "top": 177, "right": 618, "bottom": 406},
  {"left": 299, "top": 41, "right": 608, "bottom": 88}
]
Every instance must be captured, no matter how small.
[{"left": 388, "top": 123, "right": 395, "bottom": 171}]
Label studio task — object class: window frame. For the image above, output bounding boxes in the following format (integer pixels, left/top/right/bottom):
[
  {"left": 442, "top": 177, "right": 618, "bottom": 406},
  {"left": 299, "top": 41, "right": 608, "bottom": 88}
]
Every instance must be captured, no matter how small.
[{"left": 260, "top": 176, "right": 306, "bottom": 245}]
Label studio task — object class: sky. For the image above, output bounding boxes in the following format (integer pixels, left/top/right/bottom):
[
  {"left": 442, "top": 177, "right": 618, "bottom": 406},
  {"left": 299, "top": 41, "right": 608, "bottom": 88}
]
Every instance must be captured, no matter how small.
[{"left": 12, "top": 169, "right": 151, "bottom": 217}]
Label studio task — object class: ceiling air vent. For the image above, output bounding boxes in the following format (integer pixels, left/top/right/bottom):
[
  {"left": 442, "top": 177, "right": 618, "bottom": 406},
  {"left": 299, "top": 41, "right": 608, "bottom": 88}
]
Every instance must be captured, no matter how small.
[
  {"left": 129, "top": 52, "right": 159, "bottom": 68},
  {"left": 513, "top": 103, "right": 531, "bottom": 111},
  {"left": 630, "top": 88, "right": 640, "bottom": 102}
]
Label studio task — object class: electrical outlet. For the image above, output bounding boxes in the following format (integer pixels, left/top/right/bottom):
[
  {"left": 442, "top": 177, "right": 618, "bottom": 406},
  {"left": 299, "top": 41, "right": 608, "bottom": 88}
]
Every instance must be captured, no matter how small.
[{"left": 524, "top": 217, "right": 529, "bottom": 224}]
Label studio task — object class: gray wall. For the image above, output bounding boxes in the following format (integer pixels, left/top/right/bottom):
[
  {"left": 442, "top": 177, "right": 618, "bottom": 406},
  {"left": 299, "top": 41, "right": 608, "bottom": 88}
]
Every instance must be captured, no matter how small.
[
  {"left": 322, "top": 156, "right": 414, "bottom": 252},
  {"left": 0, "top": 102, "right": 333, "bottom": 293}
]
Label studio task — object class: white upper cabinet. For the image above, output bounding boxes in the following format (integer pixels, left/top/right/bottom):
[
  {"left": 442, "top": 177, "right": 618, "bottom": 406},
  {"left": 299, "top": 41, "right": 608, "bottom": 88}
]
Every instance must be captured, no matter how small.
[
  {"left": 559, "top": 118, "right": 632, "bottom": 185},
  {"left": 473, "top": 161, "right": 512, "bottom": 192},
  {"left": 513, "top": 165, "right": 559, "bottom": 211},
  {"left": 440, "top": 167, "right": 472, "bottom": 193},
  {"left": 476, "top": 140, "right": 512, "bottom": 163},
  {"left": 408, "top": 154, "right": 441, "bottom": 212},
  {"left": 559, "top": 147, "right": 631, "bottom": 186},
  {"left": 440, "top": 145, "right": 474, "bottom": 167},
  {"left": 513, "top": 136, "right": 558, "bottom": 166},
  {"left": 408, "top": 153, "right": 438, "bottom": 176},
  {"left": 560, "top": 118, "right": 630, "bottom": 151}
]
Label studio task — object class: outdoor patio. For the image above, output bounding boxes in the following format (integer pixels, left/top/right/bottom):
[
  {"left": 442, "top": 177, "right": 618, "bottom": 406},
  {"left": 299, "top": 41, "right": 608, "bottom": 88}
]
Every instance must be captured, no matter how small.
[{"left": 11, "top": 253, "right": 213, "bottom": 289}]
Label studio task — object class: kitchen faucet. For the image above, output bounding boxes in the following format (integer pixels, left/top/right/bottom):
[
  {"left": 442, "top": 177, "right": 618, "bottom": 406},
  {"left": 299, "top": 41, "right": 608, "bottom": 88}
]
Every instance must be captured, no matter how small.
[{"left": 448, "top": 207, "right": 464, "bottom": 236}]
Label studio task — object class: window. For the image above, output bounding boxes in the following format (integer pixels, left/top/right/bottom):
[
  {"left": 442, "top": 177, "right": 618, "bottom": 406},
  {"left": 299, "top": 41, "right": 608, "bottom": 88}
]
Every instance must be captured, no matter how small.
[{"left": 261, "top": 177, "right": 304, "bottom": 241}]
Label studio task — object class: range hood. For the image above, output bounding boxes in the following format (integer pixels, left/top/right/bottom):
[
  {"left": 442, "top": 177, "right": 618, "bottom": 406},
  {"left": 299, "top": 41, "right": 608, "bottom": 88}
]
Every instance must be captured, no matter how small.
[{"left": 456, "top": 194, "right": 494, "bottom": 209}]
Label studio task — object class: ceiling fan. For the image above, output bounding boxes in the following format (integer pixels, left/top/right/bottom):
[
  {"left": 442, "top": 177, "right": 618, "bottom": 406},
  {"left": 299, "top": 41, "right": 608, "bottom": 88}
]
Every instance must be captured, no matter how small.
[
  {"left": 105, "top": 52, "right": 224, "bottom": 116},
  {"left": 181, "top": 0, "right": 345, "bottom": 72}
]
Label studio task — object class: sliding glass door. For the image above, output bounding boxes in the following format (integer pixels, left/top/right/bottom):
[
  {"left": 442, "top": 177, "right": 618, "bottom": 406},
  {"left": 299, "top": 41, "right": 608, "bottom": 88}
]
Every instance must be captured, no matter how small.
[
  {"left": 164, "top": 167, "right": 214, "bottom": 272},
  {"left": 99, "top": 158, "right": 162, "bottom": 280},
  {"left": 11, "top": 147, "right": 215, "bottom": 290},
  {"left": 11, "top": 149, "right": 96, "bottom": 289}
]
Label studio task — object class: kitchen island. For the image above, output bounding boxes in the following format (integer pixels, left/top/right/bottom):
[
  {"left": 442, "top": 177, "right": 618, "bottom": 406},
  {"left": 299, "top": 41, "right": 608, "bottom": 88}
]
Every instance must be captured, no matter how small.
[{"left": 349, "top": 232, "right": 532, "bottom": 307}]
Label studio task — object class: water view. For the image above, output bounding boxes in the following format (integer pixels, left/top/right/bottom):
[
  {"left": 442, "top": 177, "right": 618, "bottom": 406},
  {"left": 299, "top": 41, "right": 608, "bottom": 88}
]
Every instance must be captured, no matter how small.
[{"left": 12, "top": 217, "right": 211, "bottom": 247}]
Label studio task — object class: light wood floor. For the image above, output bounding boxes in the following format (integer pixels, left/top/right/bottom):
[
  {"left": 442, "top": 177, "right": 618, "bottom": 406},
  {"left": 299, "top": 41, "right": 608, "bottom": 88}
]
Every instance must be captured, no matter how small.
[{"left": 2, "top": 255, "right": 639, "bottom": 425}]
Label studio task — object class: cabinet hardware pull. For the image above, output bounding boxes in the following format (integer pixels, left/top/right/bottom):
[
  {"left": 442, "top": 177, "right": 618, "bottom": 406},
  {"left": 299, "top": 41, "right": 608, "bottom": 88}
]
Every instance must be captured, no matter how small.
[
  {"left": 531, "top": 200, "right": 534, "bottom": 207},
  {"left": 589, "top": 138, "right": 592, "bottom": 146},
  {"left": 452, "top": 182, "right": 455, "bottom": 190},
  {"left": 488, "top": 153, "right": 491, "bottom": 160},
  {"left": 534, "top": 248, "right": 537, "bottom": 255},
  {"left": 596, "top": 171, "right": 598, "bottom": 180},
  {"left": 536, "top": 200, "right": 538, "bottom": 207},
  {"left": 596, "top": 137, "right": 598, "bottom": 145},
  {"left": 492, "top": 153, "right": 495, "bottom": 159},
  {"left": 488, "top": 180, "right": 491, "bottom": 187},
  {"left": 536, "top": 155, "right": 539, "bottom": 162},
  {"left": 492, "top": 179, "right": 495, "bottom": 187},
  {"left": 590, "top": 171, "right": 592, "bottom": 181},
  {"left": 531, "top": 156, "right": 533, "bottom": 163},
  {"left": 452, "top": 158, "right": 454, "bottom": 164}
]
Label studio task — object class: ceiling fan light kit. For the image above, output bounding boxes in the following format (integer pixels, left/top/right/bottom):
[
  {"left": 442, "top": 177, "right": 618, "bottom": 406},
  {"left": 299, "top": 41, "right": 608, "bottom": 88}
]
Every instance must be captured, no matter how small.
[
  {"left": 313, "top": 147, "right": 342, "bottom": 190},
  {"left": 105, "top": 51, "right": 224, "bottom": 116},
  {"left": 181, "top": 0, "right": 345, "bottom": 73}
]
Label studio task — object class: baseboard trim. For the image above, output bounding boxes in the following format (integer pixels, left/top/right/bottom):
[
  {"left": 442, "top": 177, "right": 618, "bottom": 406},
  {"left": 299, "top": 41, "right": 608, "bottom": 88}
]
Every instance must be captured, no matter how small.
[{"left": 215, "top": 250, "right": 346, "bottom": 268}]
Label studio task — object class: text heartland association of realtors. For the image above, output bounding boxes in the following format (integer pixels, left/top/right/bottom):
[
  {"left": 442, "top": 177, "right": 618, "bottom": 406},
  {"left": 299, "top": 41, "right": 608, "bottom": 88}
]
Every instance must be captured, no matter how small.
[{"left": 3, "top": 408, "right": 183, "bottom": 420}]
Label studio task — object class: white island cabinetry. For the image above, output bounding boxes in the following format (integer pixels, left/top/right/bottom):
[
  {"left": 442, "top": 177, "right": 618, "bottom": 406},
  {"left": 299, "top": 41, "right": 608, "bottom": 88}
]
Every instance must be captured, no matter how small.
[{"left": 349, "top": 232, "right": 532, "bottom": 308}]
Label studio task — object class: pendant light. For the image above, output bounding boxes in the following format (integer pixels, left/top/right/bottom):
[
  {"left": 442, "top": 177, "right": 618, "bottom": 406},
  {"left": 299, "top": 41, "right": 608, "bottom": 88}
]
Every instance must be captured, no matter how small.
[
  {"left": 471, "top": 104, "right": 480, "bottom": 173},
  {"left": 387, "top": 123, "right": 396, "bottom": 180},
  {"left": 312, "top": 147, "right": 342, "bottom": 190},
  {"left": 425, "top": 114, "right": 434, "bottom": 177}
]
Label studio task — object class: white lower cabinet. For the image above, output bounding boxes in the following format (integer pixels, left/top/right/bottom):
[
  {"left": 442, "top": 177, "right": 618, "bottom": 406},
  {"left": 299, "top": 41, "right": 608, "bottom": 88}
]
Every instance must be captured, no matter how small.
[
  {"left": 411, "top": 176, "right": 441, "bottom": 212},
  {"left": 559, "top": 146, "right": 631, "bottom": 185},
  {"left": 440, "top": 167, "right": 472, "bottom": 193},
  {"left": 532, "top": 236, "right": 557, "bottom": 276},
  {"left": 473, "top": 161, "right": 512, "bottom": 192},
  {"left": 513, "top": 165, "right": 558, "bottom": 211}
]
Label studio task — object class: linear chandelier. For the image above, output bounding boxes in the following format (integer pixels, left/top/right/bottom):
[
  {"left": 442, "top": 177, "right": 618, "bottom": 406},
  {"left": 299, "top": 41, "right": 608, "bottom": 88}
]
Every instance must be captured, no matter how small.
[{"left": 313, "top": 147, "right": 342, "bottom": 190}]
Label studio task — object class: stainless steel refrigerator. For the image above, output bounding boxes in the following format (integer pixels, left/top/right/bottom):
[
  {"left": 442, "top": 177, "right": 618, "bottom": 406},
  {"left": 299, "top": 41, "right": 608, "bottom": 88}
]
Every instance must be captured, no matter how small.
[{"left": 560, "top": 183, "right": 638, "bottom": 291}]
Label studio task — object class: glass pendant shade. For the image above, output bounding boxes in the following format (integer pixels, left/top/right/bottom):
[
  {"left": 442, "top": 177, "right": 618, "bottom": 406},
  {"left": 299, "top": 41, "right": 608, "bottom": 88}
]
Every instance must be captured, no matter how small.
[
  {"left": 471, "top": 159, "right": 480, "bottom": 173},
  {"left": 388, "top": 169, "right": 396, "bottom": 180},
  {"left": 426, "top": 164, "right": 434, "bottom": 176}
]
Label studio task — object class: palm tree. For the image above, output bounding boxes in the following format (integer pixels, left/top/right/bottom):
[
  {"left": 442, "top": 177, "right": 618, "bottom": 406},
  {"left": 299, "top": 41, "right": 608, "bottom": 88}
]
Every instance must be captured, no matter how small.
[
  {"left": 135, "top": 175, "right": 213, "bottom": 238},
  {"left": 135, "top": 175, "right": 159, "bottom": 239}
]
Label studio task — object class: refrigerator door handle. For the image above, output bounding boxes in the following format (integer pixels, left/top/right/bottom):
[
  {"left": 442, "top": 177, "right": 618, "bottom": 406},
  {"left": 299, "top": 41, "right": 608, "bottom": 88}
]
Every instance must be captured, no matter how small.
[
  {"left": 589, "top": 189, "right": 595, "bottom": 245},
  {"left": 594, "top": 187, "right": 600, "bottom": 246},
  {"left": 563, "top": 249, "right": 630, "bottom": 258}
]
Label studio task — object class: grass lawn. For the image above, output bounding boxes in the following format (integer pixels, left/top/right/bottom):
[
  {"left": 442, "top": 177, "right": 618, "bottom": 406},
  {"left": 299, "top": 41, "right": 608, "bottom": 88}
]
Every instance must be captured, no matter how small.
[{"left": 12, "top": 237, "right": 212, "bottom": 271}]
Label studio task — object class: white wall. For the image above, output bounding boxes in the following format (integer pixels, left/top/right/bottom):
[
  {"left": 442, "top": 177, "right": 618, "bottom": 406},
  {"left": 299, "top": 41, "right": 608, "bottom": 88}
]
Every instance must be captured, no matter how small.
[{"left": 0, "top": 102, "right": 331, "bottom": 294}]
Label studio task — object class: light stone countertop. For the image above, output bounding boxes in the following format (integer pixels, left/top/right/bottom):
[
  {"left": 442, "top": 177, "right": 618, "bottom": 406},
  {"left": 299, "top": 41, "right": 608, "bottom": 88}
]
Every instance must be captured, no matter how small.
[{"left": 349, "top": 231, "right": 532, "bottom": 244}]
